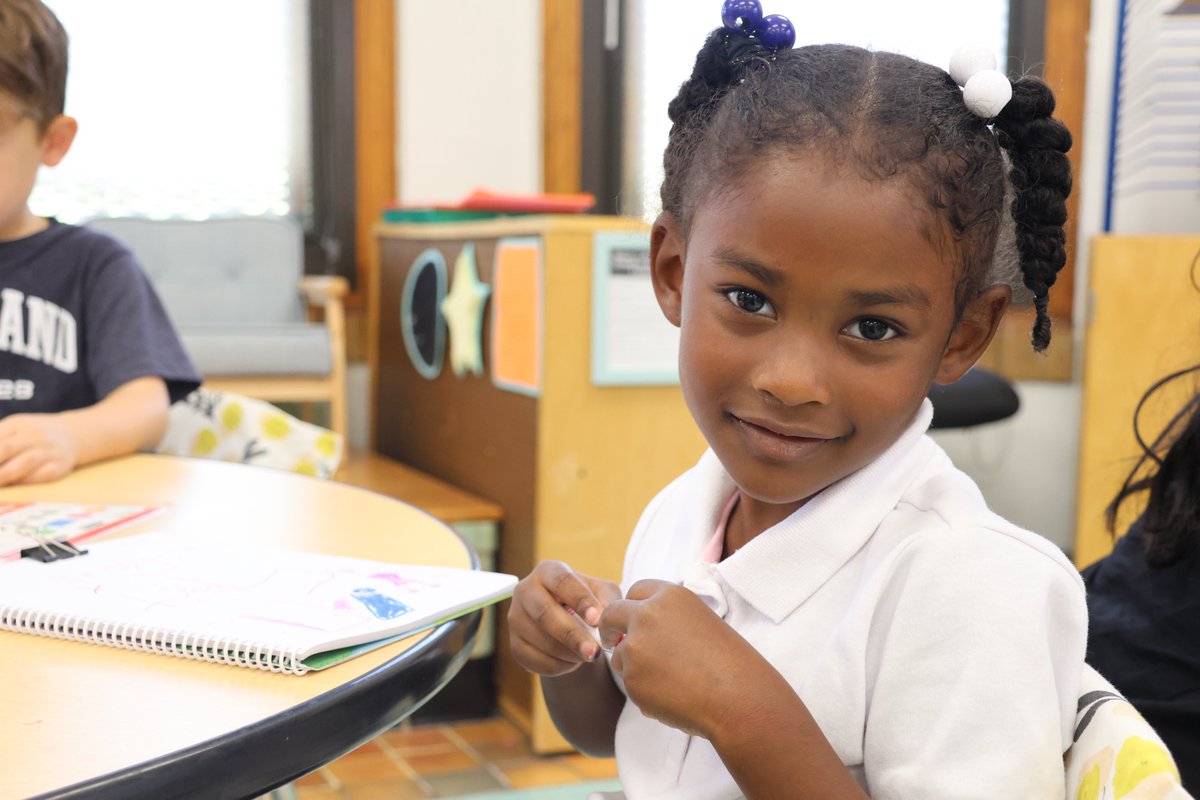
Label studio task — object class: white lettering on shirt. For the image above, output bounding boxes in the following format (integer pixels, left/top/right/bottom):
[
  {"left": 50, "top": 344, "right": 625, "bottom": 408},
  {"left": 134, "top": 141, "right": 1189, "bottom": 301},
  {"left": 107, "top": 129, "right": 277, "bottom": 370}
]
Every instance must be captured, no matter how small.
[
  {"left": 0, "top": 288, "right": 27, "bottom": 357},
  {"left": 0, "top": 379, "right": 34, "bottom": 400},
  {"left": 0, "top": 291, "right": 77, "bottom": 374}
]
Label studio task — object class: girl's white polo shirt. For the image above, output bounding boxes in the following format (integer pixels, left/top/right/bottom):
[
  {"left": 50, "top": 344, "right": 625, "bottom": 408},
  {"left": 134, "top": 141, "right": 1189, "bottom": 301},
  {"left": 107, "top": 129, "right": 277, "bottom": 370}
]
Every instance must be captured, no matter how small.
[{"left": 613, "top": 400, "right": 1086, "bottom": 799}]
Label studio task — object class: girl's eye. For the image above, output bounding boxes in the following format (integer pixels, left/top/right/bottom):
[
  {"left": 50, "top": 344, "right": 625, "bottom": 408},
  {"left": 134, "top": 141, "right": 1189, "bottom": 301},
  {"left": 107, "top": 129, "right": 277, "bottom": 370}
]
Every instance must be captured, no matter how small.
[
  {"left": 725, "top": 288, "right": 774, "bottom": 316},
  {"left": 846, "top": 318, "right": 898, "bottom": 341}
]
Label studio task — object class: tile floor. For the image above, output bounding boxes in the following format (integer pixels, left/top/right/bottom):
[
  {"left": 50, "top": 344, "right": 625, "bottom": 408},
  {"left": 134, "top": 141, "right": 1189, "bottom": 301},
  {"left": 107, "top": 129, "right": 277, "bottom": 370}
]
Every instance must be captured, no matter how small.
[{"left": 291, "top": 715, "right": 620, "bottom": 800}]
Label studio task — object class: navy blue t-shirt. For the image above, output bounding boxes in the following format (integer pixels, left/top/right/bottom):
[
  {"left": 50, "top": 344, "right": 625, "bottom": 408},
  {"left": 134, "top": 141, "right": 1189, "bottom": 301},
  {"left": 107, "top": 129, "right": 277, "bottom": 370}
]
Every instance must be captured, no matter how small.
[
  {"left": 0, "top": 220, "right": 200, "bottom": 415},
  {"left": 1083, "top": 518, "right": 1200, "bottom": 790}
]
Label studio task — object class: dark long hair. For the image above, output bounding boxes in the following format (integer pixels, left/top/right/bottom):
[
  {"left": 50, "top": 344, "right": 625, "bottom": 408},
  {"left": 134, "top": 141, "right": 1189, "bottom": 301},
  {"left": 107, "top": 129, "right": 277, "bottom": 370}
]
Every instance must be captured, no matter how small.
[{"left": 1106, "top": 363, "right": 1200, "bottom": 567}]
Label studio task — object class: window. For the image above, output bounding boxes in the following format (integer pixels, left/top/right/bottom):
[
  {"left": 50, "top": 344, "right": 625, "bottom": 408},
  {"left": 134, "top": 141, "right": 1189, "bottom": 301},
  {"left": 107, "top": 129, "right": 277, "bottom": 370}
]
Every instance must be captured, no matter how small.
[
  {"left": 593, "top": 0, "right": 1012, "bottom": 219},
  {"left": 30, "top": 0, "right": 311, "bottom": 224}
]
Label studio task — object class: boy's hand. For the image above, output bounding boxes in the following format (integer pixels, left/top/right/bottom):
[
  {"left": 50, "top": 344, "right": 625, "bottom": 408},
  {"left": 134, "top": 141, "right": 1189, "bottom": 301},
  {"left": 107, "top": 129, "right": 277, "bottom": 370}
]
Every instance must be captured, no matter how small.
[
  {"left": 599, "top": 579, "right": 767, "bottom": 740},
  {"left": 508, "top": 560, "right": 622, "bottom": 677},
  {"left": 0, "top": 414, "right": 77, "bottom": 485}
]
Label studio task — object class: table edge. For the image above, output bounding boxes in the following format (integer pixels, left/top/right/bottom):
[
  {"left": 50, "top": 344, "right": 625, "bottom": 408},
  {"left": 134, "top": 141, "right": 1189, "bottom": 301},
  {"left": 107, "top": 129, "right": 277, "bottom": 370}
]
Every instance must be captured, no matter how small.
[{"left": 36, "top": 611, "right": 483, "bottom": 800}]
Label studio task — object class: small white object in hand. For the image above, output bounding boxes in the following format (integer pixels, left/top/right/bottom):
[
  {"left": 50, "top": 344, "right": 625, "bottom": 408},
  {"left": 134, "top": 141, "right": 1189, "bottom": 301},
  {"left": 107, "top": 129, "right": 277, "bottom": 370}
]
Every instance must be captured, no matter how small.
[
  {"left": 963, "top": 70, "right": 1013, "bottom": 118},
  {"left": 589, "top": 624, "right": 613, "bottom": 656},
  {"left": 949, "top": 44, "right": 997, "bottom": 87}
]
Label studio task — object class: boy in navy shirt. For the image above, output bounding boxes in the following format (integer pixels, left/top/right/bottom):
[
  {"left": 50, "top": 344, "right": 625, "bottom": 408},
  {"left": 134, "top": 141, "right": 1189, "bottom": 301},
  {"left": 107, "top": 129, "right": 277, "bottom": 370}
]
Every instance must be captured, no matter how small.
[{"left": 0, "top": 0, "right": 199, "bottom": 484}]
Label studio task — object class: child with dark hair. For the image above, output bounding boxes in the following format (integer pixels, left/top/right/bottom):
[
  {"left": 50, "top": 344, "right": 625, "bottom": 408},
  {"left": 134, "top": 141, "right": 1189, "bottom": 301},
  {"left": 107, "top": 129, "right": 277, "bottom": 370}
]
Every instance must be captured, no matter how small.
[
  {"left": 0, "top": 0, "right": 199, "bottom": 484},
  {"left": 1084, "top": 362, "right": 1200, "bottom": 791},
  {"left": 508, "top": 3, "right": 1083, "bottom": 797}
]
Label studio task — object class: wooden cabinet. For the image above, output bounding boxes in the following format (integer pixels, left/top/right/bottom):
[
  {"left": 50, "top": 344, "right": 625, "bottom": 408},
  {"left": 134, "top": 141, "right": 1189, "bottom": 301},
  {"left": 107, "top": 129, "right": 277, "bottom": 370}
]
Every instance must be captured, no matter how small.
[{"left": 369, "top": 216, "right": 706, "bottom": 751}]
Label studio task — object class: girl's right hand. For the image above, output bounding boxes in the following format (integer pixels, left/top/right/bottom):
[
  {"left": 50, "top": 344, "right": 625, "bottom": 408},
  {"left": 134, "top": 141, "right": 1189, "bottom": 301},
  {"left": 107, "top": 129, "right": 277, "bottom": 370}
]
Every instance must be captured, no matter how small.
[{"left": 508, "top": 560, "right": 622, "bottom": 677}]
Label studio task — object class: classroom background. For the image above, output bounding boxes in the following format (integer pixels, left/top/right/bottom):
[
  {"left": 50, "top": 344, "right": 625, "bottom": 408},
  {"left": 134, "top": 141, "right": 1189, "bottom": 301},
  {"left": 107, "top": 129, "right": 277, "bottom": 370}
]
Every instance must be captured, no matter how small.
[{"left": 23, "top": 0, "right": 1200, "bottom": 798}]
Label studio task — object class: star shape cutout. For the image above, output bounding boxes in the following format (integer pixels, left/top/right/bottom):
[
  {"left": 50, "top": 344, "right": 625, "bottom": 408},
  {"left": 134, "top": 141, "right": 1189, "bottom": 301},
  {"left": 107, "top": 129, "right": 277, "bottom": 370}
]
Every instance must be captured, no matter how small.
[{"left": 440, "top": 243, "right": 492, "bottom": 377}]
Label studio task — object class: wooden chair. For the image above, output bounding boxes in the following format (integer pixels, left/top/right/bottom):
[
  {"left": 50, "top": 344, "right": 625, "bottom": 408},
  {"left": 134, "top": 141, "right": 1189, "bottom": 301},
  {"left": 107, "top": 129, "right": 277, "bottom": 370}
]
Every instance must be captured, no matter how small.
[{"left": 86, "top": 216, "right": 348, "bottom": 438}]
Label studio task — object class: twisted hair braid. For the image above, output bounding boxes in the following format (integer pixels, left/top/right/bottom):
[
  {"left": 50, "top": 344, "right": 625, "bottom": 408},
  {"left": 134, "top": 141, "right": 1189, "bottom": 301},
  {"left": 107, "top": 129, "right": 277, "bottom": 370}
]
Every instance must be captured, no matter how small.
[{"left": 993, "top": 79, "right": 1074, "bottom": 352}]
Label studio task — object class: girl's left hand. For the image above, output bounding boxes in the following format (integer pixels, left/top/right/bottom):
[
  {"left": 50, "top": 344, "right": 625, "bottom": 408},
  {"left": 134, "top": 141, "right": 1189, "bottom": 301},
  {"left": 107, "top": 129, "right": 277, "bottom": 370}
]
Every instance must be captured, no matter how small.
[{"left": 599, "top": 579, "right": 767, "bottom": 740}]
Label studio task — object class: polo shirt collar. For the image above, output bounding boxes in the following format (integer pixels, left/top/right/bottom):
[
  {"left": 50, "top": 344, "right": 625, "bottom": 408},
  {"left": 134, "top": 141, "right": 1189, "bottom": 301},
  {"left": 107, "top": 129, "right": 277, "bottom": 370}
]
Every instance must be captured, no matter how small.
[{"left": 688, "top": 399, "right": 938, "bottom": 624}]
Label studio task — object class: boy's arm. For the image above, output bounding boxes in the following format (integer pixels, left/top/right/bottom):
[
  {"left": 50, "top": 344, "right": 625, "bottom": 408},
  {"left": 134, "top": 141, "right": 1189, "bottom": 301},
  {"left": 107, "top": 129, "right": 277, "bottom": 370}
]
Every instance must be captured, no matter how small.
[{"left": 0, "top": 376, "right": 170, "bottom": 485}]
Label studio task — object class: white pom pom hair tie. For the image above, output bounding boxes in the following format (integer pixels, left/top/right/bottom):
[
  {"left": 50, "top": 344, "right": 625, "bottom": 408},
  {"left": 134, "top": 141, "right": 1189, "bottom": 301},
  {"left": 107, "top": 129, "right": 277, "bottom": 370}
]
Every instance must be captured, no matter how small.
[{"left": 949, "top": 44, "right": 1012, "bottom": 119}]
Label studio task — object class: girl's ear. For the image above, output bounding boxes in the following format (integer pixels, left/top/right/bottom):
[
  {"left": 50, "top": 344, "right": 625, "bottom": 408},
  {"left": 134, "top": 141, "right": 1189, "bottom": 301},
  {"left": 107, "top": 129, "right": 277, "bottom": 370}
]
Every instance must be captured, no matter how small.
[
  {"left": 650, "top": 213, "right": 685, "bottom": 327},
  {"left": 39, "top": 115, "right": 78, "bottom": 167},
  {"left": 934, "top": 284, "right": 1011, "bottom": 384}
]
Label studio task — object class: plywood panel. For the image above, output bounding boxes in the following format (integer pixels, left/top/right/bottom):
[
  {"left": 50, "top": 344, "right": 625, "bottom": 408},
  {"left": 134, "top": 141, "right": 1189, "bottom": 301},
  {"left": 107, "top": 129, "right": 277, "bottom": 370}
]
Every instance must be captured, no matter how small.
[
  {"left": 355, "top": 0, "right": 396, "bottom": 304},
  {"left": 542, "top": 0, "right": 582, "bottom": 194},
  {"left": 1075, "top": 236, "right": 1200, "bottom": 568},
  {"left": 1042, "top": 0, "right": 1091, "bottom": 321}
]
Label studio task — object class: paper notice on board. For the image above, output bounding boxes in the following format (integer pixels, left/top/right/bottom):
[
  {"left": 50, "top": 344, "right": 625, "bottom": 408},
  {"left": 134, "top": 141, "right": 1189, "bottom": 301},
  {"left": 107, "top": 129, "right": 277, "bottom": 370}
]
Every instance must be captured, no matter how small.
[{"left": 592, "top": 234, "right": 680, "bottom": 385}]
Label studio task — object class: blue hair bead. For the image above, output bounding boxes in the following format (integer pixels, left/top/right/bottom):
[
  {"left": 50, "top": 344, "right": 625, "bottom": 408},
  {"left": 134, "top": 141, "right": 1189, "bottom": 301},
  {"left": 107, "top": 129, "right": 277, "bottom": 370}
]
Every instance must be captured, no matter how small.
[
  {"left": 721, "top": 0, "right": 763, "bottom": 33},
  {"left": 757, "top": 14, "right": 795, "bottom": 51}
]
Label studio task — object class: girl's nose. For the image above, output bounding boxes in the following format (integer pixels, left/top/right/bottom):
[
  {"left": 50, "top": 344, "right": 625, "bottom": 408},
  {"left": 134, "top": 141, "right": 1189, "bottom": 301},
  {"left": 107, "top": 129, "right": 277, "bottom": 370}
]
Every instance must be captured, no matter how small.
[{"left": 750, "top": 336, "right": 832, "bottom": 407}]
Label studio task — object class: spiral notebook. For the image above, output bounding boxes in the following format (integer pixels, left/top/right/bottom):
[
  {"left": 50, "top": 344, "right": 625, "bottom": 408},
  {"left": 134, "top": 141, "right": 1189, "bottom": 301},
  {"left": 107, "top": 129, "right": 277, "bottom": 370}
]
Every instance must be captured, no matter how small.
[{"left": 0, "top": 532, "right": 517, "bottom": 675}]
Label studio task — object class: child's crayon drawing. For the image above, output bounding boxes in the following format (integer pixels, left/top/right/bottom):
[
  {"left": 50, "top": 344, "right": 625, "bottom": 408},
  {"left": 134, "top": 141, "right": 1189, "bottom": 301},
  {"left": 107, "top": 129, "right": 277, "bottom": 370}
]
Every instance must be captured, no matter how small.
[
  {"left": 38, "top": 539, "right": 449, "bottom": 636},
  {"left": 0, "top": 503, "right": 159, "bottom": 561},
  {"left": 352, "top": 587, "right": 413, "bottom": 619}
]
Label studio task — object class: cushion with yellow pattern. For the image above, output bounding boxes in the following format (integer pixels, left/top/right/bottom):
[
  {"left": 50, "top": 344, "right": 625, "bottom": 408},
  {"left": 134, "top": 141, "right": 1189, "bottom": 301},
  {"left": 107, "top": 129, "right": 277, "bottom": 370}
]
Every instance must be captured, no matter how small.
[
  {"left": 156, "top": 388, "right": 343, "bottom": 479},
  {"left": 1066, "top": 664, "right": 1192, "bottom": 800}
]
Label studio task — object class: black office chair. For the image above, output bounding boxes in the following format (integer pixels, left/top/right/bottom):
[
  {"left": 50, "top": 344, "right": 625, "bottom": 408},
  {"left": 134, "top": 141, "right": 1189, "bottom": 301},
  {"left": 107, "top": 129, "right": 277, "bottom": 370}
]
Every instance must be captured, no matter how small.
[{"left": 928, "top": 367, "right": 1020, "bottom": 429}]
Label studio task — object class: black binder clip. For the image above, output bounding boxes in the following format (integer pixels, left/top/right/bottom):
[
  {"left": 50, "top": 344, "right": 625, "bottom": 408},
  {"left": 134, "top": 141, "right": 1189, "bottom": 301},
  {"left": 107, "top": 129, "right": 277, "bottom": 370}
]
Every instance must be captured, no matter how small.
[{"left": 20, "top": 537, "right": 88, "bottom": 563}]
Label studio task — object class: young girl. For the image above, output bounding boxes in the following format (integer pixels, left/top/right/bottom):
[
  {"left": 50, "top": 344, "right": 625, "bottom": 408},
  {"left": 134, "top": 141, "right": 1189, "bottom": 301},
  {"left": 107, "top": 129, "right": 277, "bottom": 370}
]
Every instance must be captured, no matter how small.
[{"left": 508, "top": 4, "right": 1085, "bottom": 796}]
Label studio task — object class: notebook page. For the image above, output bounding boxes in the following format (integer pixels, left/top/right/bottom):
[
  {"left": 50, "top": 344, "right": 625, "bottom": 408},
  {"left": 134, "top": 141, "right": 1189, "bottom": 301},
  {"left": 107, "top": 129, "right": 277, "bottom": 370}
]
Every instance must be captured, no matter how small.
[{"left": 0, "top": 532, "right": 517, "bottom": 661}]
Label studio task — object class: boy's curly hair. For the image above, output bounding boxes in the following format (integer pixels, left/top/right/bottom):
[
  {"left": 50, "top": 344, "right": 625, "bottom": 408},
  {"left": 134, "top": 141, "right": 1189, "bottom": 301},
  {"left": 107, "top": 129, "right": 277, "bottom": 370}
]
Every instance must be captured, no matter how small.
[
  {"left": 662, "top": 32, "right": 1072, "bottom": 352},
  {"left": 0, "top": 0, "right": 68, "bottom": 130}
]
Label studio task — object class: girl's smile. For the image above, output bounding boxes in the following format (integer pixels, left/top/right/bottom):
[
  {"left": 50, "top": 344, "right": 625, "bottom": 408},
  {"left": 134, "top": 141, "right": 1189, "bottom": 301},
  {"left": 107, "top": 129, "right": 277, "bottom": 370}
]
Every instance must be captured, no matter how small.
[
  {"left": 651, "top": 151, "right": 1008, "bottom": 538},
  {"left": 729, "top": 413, "right": 838, "bottom": 463}
]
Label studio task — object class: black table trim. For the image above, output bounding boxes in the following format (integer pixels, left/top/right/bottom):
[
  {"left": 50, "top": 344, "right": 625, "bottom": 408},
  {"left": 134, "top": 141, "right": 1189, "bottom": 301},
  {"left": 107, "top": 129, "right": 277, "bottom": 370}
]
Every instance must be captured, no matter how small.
[
  {"left": 35, "top": 611, "right": 482, "bottom": 800},
  {"left": 33, "top": 512, "right": 488, "bottom": 800}
]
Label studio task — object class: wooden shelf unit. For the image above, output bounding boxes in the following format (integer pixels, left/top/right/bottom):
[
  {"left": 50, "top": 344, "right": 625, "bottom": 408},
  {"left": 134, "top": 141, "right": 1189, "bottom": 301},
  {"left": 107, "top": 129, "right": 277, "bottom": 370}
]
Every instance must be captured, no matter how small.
[{"left": 369, "top": 215, "right": 707, "bottom": 751}]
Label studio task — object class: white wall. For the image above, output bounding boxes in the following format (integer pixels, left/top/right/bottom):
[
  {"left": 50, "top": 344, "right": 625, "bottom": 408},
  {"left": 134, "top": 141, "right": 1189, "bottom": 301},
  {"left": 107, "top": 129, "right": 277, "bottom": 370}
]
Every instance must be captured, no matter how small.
[
  {"left": 930, "top": 382, "right": 1082, "bottom": 552},
  {"left": 1074, "top": 0, "right": 1120, "bottom": 371},
  {"left": 395, "top": 0, "right": 542, "bottom": 205},
  {"left": 350, "top": 1, "right": 543, "bottom": 448},
  {"left": 347, "top": 362, "right": 371, "bottom": 452}
]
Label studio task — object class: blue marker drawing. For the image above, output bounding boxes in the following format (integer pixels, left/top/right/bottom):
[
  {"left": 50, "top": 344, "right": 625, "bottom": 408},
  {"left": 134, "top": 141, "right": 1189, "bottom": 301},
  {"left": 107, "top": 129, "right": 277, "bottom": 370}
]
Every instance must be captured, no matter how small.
[{"left": 351, "top": 587, "right": 411, "bottom": 620}]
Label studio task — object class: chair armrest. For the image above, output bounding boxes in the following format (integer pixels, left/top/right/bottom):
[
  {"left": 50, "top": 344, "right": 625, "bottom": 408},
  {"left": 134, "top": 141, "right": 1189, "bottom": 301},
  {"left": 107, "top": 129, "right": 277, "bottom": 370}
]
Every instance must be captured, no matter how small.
[{"left": 300, "top": 275, "right": 350, "bottom": 308}]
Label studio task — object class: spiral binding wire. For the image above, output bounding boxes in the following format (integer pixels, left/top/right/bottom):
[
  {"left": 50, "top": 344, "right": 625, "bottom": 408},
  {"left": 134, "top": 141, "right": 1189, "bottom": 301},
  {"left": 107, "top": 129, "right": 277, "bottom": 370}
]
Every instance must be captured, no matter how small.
[{"left": 0, "top": 605, "right": 309, "bottom": 675}]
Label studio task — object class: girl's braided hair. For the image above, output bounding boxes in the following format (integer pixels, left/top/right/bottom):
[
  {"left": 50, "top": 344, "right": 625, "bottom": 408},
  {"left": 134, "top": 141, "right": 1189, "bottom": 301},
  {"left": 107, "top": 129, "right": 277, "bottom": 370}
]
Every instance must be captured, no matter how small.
[{"left": 661, "top": 29, "right": 1073, "bottom": 351}]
